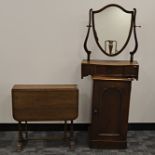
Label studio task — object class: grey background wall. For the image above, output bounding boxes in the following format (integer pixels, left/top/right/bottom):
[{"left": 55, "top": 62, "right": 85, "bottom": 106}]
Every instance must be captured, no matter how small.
[{"left": 0, "top": 0, "right": 154, "bottom": 123}]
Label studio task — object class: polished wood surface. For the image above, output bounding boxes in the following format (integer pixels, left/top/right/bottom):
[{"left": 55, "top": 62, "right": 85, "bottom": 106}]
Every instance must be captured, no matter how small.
[
  {"left": 12, "top": 84, "right": 78, "bottom": 151},
  {"left": 82, "top": 59, "right": 138, "bottom": 65},
  {"left": 89, "top": 78, "right": 131, "bottom": 149},
  {"left": 81, "top": 60, "right": 139, "bottom": 149},
  {"left": 12, "top": 84, "right": 78, "bottom": 121},
  {"left": 12, "top": 84, "right": 77, "bottom": 91},
  {"left": 81, "top": 59, "right": 139, "bottom": 80},
  {"left": 93, "top": 76, "right": 134, "bottom": 81}
]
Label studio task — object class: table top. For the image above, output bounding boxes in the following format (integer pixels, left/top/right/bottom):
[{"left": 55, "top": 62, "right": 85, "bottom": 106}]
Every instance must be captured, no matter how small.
[{"left": 12, "top": 84, "right": 78, "bottom": 91}]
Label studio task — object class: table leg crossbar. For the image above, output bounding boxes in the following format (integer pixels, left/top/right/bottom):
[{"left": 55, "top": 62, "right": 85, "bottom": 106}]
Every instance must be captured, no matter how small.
[{"left": 16, "top": 120, "right": 75, "bottom": 151}]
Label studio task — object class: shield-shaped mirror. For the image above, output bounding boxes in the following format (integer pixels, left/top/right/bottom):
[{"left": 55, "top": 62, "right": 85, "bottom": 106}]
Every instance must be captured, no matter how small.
[
  {"left": 92, "top": 5, "right": 132, "bottom": 56},
  {"left": 84, "top": 4, "right": 138, "bottom": 62}
]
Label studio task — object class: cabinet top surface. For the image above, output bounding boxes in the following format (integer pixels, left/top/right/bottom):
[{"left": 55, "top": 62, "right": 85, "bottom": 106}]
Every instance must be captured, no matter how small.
[
  {"left": 82, "top": 59, "right": 138, "bottom": 66},
  {"left": 12, "top": 84, "right": 78, "bottom": 91}
]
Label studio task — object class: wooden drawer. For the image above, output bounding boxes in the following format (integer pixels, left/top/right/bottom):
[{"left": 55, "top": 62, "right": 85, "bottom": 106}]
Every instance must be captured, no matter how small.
[
  {"left": 124, "top": 66, "right": 139, "bottom": 79},
  {"left": 81, "top": 64, "right": 96, "bottom": 77},
  {"left": 96, "top": 66, "right": 124, "bottom": 76},
  {"left": 81, "top": 60, "right": 139, "bottom": 80},
  {"left": 12, "top": 85, "right": 78, "bottom": 121}
]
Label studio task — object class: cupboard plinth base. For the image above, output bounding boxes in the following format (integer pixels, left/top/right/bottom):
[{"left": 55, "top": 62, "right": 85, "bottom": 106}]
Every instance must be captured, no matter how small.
[{"left": 89, "top": 140, "right": 127, "bottom": 149}]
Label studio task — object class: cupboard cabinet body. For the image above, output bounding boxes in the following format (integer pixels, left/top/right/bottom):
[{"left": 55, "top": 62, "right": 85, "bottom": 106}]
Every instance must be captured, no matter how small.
[
  {"left": 81, "top": 60, "right": 139, "bottom": 149},
  {"left": 89, "top": 78, "right": 131, "bottom": 148}
]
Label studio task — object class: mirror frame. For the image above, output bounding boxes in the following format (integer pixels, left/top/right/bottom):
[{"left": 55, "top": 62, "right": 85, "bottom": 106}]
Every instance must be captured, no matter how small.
[{"left": 84, "top": 4, "right": 138, "bottom": 62}]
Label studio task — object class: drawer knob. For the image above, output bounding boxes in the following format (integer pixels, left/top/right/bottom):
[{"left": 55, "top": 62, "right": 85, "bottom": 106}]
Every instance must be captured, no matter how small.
[{"left": 94, "top": 109, "right": 98, "bottom": 114}]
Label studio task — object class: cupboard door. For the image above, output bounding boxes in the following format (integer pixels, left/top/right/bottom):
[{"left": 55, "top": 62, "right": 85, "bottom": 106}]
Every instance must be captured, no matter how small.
[{"left": 89, "top": 79, "right": 131, "bottom": 148}]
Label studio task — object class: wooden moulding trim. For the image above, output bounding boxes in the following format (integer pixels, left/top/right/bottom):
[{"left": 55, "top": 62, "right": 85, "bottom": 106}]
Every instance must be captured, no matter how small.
[
  {"left": 92, "top": 76, "right": 134, "bottom": 81},
  {"left": 12, "top": 84, "right": 78, "bottom": 91},
  {"left": 82, "top": 59, "right": 139, "bottom": 66}
]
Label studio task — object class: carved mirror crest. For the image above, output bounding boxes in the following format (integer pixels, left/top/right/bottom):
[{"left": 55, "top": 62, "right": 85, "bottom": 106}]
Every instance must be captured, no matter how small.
[{"left": 84, "top": 4, "right": 140, "bottom": 62}]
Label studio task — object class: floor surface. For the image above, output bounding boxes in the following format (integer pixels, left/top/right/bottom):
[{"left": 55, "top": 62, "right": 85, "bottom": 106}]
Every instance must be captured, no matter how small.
[{"left": 0, "top": 131, "right": 155, "bottom": 155}]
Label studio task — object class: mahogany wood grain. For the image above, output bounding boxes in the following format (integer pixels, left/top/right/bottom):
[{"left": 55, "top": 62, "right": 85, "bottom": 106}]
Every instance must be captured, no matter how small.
[
  {"left": 81, "top": 59, "right": 139, "bottom": 80},
  {"left": 89, "top": 78, "right": 131, "bottom": 149},
  {"left": 81, "top": 59, "right": 139, "bottom": 149},
  {"left": 12, "top": 85, "right": 78, "bottom": 121}
]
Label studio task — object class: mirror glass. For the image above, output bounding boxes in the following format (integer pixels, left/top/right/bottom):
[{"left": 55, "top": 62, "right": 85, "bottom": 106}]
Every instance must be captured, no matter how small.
[{"left": 93, "top": 6, "right": 132, "bottom": 56}]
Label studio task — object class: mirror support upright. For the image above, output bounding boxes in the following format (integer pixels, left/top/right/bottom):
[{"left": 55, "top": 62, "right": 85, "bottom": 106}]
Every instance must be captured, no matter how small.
[
  {"left": 130, "top": 8, "right": 141, "bottom": 62},
  {"left": 84, "top": 9, "right": 92, "bottom": 61}
]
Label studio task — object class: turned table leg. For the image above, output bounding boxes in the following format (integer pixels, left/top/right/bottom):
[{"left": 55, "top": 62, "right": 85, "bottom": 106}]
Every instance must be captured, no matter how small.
[
  {"left": 17, "top": 121, "right": 24, "bottom": 151},
  {"left": 25, "top": 121, "right": 28, "bottom": 140},
  {"left": 69, "top": 120, "right": 75, "bottom": 150},
  {"left": 64, "top": 120, "right": 68, "bottom": 142}
]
